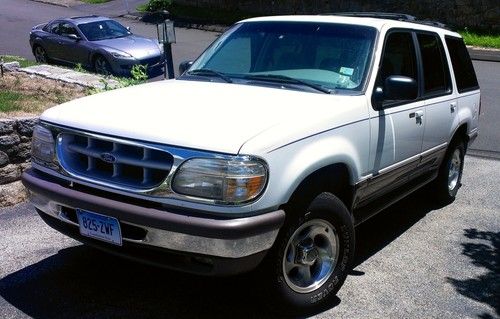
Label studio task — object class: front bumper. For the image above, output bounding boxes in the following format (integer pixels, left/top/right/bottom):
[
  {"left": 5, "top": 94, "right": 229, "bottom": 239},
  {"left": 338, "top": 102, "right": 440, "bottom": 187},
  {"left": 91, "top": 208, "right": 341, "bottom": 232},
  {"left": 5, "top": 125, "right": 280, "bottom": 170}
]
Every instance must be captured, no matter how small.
[
  {"left": 109, "top": 55, "right": 164, "bottom": 77},
  {"left": 22, "top": 168, "right": 284, "bottom": 275}
]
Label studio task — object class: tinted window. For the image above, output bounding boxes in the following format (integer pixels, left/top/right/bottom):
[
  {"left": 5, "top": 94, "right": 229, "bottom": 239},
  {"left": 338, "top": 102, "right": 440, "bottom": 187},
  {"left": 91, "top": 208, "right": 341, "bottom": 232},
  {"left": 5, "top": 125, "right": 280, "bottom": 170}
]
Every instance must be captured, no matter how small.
[
  {"left": 59, "top": 23, "right": 78, "bottom": 36},
  {"left": 47, "top": 22, "right": 60, "bottom": 34},
  {"left": 417, "top": 33, "right": 451, "bottom": 95},
  {"left": 377, "top": 31, "right": 418, "bottom": 101},
  {"left": 445, "top": 36, "right": 479, "bottom": 93}
]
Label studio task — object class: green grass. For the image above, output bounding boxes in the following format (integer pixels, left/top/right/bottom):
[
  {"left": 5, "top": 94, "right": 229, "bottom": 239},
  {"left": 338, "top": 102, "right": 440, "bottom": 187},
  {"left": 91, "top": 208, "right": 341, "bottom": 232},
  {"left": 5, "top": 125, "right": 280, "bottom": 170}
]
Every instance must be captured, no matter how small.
[
  {"left": 136, "top": 3, "right": 148, "bottom": 12},
  {"left": 459, "top": 30, "right": 500, "bottom": 49},
  {"left": 0, "top": 90, "right": 24, "bottom": 112},
  {"left": 81, "top": 0, "right": 109, "bottom": 3},
  {"left": 1, "top": 55, "right": 38, "bottom": 68}
]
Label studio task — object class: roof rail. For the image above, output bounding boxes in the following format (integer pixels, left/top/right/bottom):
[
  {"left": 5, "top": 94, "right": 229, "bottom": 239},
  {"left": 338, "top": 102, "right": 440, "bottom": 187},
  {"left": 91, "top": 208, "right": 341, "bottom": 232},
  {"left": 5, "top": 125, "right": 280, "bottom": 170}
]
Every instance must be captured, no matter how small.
[
  {"left": 322, "top": 12, "right": 450, "bottom": 30},
  {"left": 325, "top": 12, "right": 417, "bottom": 21},
  {"left": 70, "top": 15, "right": 100, "bottom": 19}
]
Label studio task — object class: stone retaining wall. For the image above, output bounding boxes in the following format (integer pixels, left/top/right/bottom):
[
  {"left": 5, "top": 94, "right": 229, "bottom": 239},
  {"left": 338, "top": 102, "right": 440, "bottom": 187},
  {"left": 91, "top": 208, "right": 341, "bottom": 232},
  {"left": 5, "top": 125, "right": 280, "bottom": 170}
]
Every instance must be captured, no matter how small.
[
  {"left": 175, "top": 0, "right": 500, "bottom": 31},
  {"left": 0, "top": 117, "right": 38, "bottom": 207}
]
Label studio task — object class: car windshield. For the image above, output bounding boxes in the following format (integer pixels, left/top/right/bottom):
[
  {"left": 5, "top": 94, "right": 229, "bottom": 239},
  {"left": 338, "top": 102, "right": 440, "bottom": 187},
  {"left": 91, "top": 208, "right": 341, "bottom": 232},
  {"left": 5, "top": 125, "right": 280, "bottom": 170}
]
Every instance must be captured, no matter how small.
[
  {"left": 78, "top": 20, "right": 130, "bottom": 41},
  {"left": 188, "top": 21, "right": 377, "bottom": 92}
]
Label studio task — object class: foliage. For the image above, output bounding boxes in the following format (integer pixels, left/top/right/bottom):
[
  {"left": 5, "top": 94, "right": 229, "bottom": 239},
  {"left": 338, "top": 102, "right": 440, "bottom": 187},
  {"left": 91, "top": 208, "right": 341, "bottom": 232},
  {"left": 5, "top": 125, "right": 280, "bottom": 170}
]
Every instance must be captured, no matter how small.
[
  {"left": 144, "top": 0, "right": 172, "bottom": 12},
  {"left": 459, "top": 28, "right": 500, "bottom": 49},
  {"left": 88, "top": 64, "right": 148, "bottom": 94},
  {"left": 74, "top": 63, "right": 85, "bottom": 73},
  {"left": 1, "top": 55, "right": 38, "bottom": 68},
  {"left": 130, "top": 64, "right": 148, "bottom": 82},
  {"left": 0, "top": 90, "right": 24, "bottom": 112}
]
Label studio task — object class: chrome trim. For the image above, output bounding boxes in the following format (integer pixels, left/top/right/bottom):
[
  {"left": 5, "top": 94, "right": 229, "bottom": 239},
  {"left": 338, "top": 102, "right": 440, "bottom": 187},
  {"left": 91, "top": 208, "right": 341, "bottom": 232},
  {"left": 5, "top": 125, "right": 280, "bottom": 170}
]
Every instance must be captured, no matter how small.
[
  {"left": 28, "top": 191, "right": 278, "bottom": 259},
  {"left": 419, "top": 142, "right": 448, "bottom": 158},
  {"left": 356, "top": 142, "right": 448, "bottom": 185},
  {"left": 39, "top": 121, "right": 269, "bottom": 207}
]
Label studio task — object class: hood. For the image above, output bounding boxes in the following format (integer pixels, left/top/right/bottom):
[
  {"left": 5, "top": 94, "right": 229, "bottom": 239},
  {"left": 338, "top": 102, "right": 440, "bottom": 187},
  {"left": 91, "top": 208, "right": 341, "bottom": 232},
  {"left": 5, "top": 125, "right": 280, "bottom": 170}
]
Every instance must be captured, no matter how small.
[
  {"left": 41, "top": 80, "right": 367, "bottom": 155},
  {"left": 94, "top": 35, "right": 160, "bottom": 59}
]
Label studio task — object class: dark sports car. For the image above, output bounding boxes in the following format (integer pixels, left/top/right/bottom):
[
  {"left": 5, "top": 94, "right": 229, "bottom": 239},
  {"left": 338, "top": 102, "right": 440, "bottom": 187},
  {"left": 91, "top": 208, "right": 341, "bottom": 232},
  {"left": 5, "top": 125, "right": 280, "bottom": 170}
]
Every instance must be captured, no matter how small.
[{"left": 29, "top": 15, "right": 164, "bottom": 77}]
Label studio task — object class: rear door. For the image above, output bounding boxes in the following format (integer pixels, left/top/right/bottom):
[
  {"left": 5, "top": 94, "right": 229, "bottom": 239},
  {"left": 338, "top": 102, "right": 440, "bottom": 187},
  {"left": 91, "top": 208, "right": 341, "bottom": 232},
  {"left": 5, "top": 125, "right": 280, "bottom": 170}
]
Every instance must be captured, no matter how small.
[{"left": 416, "top": 32, "right": 457, "bottom": 173}]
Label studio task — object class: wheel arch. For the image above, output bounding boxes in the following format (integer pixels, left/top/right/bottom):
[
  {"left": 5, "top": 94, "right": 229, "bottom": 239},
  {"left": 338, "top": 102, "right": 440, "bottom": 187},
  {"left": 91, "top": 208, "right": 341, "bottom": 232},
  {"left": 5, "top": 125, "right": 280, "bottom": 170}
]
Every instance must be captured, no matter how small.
[
  {"left": 282, "top": 163, "right": 355, "bottom": 216},
  {"left": 450, "top": 123, "right": 469, "bottom": 149}
]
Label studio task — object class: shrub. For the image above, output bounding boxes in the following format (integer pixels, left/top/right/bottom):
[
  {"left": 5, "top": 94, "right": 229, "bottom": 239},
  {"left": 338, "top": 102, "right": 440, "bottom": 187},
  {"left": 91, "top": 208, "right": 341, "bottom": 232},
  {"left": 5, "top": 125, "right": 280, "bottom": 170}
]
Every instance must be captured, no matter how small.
[{"left": 146, "top": 0, "right": 172, "bottom": 12}]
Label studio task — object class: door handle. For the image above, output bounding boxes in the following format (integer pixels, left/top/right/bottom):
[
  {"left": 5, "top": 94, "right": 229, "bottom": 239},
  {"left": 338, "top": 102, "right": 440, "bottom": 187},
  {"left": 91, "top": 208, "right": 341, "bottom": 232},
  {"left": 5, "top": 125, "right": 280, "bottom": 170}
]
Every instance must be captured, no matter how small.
[
  {"left": 450, "top": 102, "right": 457, "bottom": 113},
  {"left": 409, "top": 110, "right": 424, "bottom": 118}
]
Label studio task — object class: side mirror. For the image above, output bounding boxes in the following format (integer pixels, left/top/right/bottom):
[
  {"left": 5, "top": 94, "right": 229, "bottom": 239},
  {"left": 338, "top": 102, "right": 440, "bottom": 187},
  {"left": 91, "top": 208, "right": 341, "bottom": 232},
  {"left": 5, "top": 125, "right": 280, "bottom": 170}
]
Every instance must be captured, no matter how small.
[
  {"left": 179, "top": 60, "right": 193, "bottom": 75},
  {"left": 67, "top": 34, "right": 81, "bottom": 41},
  {"left": 126, "top": 26, "right": 131, "bottom": 32},
  {"left": 372, "top": 75, "right": 418, "bottom": 110}
]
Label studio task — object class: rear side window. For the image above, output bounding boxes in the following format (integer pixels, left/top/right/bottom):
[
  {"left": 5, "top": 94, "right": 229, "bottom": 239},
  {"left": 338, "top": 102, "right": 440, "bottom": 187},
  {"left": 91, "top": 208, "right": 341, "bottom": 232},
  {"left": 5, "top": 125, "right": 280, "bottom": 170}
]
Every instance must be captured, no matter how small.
[
  {"left": 417, "top": 33, "right": 451, "bottom": 96},
  {"left": 445, "top": 36, "right": 479, "bottom": 93}
]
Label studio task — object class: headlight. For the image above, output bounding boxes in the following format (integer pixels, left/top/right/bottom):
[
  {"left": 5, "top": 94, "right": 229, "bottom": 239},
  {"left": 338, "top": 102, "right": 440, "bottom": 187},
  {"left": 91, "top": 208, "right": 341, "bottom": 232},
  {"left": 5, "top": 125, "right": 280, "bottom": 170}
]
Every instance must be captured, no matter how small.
[
  {"left": 31, "top": 125, "right": 55, "bottom": 163},
  {"left": 111, "top": 51, "right": 132, "bottom": 59},
  {"left": 172, "top": 157, "right": 267, "bottom": 204}
]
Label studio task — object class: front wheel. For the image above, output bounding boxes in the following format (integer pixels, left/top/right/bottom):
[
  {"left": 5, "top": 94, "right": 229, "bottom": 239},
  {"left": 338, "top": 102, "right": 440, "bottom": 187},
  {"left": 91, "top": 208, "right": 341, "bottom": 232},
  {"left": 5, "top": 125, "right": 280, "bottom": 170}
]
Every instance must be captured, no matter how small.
[
  {"left": 94, "top": 55, "right": 112, "bottom": 75},
  {"left": 262, "top": 192, "right": 355, "bottom": 315},
  {"left": 33, "top": 45, "right": 49, "bottom": 63}
]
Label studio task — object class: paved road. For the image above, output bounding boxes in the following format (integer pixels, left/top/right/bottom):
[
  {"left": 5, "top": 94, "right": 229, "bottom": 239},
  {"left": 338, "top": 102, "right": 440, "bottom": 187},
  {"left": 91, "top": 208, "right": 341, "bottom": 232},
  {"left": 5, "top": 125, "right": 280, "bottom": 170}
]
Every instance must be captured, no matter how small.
[{"left": 1, "top": 156, "right": 498, "bottom": 318}]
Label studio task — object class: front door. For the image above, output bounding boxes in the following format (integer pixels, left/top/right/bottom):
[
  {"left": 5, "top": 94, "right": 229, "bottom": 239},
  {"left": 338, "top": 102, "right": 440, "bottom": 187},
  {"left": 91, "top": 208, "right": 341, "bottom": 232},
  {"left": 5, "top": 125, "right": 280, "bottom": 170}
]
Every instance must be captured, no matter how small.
[{"left": 363, "top": 30, "right": 425, "bottom": 203}]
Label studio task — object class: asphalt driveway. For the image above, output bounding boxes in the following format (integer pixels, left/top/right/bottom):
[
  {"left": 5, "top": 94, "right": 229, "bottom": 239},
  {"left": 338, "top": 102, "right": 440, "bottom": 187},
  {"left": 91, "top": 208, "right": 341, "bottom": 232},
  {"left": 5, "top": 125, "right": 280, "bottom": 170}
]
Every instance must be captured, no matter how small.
[{"left": 1, "top": 155, "right": 498, "bottom": 318}]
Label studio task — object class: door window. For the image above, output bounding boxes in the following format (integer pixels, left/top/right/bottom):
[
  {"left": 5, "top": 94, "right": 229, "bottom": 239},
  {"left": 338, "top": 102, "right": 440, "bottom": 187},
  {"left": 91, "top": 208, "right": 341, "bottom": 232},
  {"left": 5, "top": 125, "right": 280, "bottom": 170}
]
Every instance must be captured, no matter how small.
[
  {"left": 417, "top": 33, "right": 451, "bottom": 96},
  {"left": 59, "top": 23, "right": 78, "bottom": 36},
  {"left": 376, "top": 31, "right": 418, "bottom": 105}
]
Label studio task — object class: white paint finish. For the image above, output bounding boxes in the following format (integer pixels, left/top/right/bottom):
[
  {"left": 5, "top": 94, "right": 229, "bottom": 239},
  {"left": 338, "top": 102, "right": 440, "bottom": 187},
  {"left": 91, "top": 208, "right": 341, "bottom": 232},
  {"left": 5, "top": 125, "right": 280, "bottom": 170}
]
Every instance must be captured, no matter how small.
[{"left": 41, "top": 79, "right": 368, "bottom": 156}]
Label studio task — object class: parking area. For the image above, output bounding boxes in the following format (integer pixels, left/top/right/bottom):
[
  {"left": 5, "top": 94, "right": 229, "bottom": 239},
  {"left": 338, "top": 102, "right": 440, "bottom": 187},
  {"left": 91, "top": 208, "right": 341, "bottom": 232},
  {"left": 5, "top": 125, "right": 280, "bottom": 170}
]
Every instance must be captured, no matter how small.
[{"left": 1, "top": 155, "right": 498, "bottom": 318}]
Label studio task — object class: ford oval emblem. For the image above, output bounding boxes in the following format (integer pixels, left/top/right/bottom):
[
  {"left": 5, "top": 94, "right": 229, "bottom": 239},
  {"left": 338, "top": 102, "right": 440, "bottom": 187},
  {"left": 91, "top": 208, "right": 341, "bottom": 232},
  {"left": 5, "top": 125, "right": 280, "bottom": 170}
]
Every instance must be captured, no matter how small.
[{"left": 101, "top": 153, "right": 116, "bottom": 163}]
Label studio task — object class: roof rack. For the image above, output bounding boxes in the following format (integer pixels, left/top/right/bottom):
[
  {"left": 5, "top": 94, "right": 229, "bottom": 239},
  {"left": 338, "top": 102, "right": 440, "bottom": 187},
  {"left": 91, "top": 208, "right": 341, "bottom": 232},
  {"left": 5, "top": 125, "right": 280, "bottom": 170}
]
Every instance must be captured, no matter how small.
[
  {"left": 330, "top": 12, "right": 417, "bottom": 21},
  {"left": 321, "top": 12, "right": 450, "bottom": 30},
  {"left": 70, "top": 15, "right": 100, "bottom": 19}
]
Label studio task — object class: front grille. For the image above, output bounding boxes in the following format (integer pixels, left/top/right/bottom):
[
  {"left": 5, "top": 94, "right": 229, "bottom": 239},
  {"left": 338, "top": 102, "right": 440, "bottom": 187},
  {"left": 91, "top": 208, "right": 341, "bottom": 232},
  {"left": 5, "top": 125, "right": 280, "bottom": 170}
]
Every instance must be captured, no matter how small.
[
  {"left": 140, "top": 56, "right": 162, "bottom": 67},
  {"left": 58, "top": 133, "right": 173, "bottom": 190}
]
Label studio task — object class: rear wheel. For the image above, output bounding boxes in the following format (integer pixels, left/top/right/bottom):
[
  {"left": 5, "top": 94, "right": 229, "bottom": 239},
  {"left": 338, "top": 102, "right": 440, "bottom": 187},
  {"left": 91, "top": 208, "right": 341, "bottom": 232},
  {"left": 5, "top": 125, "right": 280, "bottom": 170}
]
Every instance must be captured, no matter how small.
[
  {"left": 33, "top": 45, "right": 48, "bottom": 63},
  {"left": 262, "top": 192, "right": 355, "bottom": 315},
  {"left": 94, "top": 55, "right": 112, "bottom": 75},
  {"left": 433, "top": 140, "right": 465, "bottom": 204}
]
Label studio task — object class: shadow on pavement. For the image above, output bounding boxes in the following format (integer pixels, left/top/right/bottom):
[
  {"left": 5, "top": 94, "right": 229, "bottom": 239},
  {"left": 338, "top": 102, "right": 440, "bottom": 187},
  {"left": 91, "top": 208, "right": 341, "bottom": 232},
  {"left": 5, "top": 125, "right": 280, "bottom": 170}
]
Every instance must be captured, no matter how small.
[
  {"left": 0, "top": 188, "right": 453, "bottom": 318},
  {"left": 446, "top": 229, "right": 499, "bottom": 319},
  {"left": 353, "top": 187, "right": 445, "bottom": 267}
]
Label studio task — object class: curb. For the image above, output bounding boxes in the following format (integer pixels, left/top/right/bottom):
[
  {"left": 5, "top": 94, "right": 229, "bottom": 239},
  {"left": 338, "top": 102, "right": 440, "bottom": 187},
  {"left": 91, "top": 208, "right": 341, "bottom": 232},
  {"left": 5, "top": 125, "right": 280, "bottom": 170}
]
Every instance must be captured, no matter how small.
[
  {"left": 467, "top": 47, "right": 500, "bottom": 62},
  {"left": 30, "top": 0, "right": 71, "bottom": 7}
]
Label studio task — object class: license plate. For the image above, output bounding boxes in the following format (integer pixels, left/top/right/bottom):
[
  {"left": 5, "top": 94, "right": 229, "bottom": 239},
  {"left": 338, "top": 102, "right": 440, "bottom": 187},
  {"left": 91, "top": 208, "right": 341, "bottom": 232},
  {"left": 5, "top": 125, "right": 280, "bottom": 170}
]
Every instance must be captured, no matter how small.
[{"left": 76, "top": 209, "right": 122, "bottom": 246}]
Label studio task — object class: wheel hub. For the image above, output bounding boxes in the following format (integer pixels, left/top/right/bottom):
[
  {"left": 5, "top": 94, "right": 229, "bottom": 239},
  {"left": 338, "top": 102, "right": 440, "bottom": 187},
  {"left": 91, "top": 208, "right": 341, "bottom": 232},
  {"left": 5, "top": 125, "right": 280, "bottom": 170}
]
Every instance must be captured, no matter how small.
[
  {"left": 282, "top": 219, "right": 339, "bottom": 293},
  {"left": 295, "top": 238, "right": 319, "bottom": 266}
]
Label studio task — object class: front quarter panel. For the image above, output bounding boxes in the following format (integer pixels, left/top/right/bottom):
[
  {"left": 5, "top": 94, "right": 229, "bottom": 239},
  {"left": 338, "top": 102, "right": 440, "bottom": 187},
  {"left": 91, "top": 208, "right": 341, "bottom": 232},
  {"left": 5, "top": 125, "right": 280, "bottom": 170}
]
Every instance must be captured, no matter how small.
[{"left": 254, "top": 119, "right": 370, "bottom": 209}]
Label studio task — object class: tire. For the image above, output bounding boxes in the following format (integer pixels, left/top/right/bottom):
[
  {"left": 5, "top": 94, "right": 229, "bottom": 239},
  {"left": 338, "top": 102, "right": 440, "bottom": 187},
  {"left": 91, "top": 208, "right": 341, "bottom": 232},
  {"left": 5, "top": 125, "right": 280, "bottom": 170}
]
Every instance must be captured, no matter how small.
[
  {"left": 94, "top": 55, "right": 112, "bottom": 75},
  {"left": 432, "top": 140, "right": 465, "bottom": 204},
  {"left": 33, "top": 45, "right": 49, "bottom": 63},
  {"left": 261, "top": 192, "right": 355, "bottom": 315}
]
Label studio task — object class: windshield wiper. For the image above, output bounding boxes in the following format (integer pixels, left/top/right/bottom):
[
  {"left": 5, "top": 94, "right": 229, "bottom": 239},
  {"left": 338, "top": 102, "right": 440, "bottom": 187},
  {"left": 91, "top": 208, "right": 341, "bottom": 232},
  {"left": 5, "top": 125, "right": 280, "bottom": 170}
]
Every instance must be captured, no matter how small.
[
  {"left": 186, "top": 69, "right": 233, "bottom": 83},
  {"left": 243, "top": 74, "right": 333, "bottom": 94}
]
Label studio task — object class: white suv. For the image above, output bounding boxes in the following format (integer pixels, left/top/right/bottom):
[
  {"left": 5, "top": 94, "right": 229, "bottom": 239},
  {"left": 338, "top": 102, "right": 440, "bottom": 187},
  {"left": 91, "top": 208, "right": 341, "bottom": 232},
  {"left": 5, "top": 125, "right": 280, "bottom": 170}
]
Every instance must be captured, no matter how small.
[{"left": 24, "top": 13, "right": 480, "bottom": 314}]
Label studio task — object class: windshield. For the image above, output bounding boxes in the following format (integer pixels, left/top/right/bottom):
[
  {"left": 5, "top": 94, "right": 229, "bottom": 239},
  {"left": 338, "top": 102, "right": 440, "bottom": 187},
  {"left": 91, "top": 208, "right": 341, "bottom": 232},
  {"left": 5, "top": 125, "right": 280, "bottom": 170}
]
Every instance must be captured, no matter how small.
[
  {"left": 189, "top": 21, "right": 377, "bottom": 92},
  {"left": 78, "top": 20, "right": 131, "bottom": 41}
]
